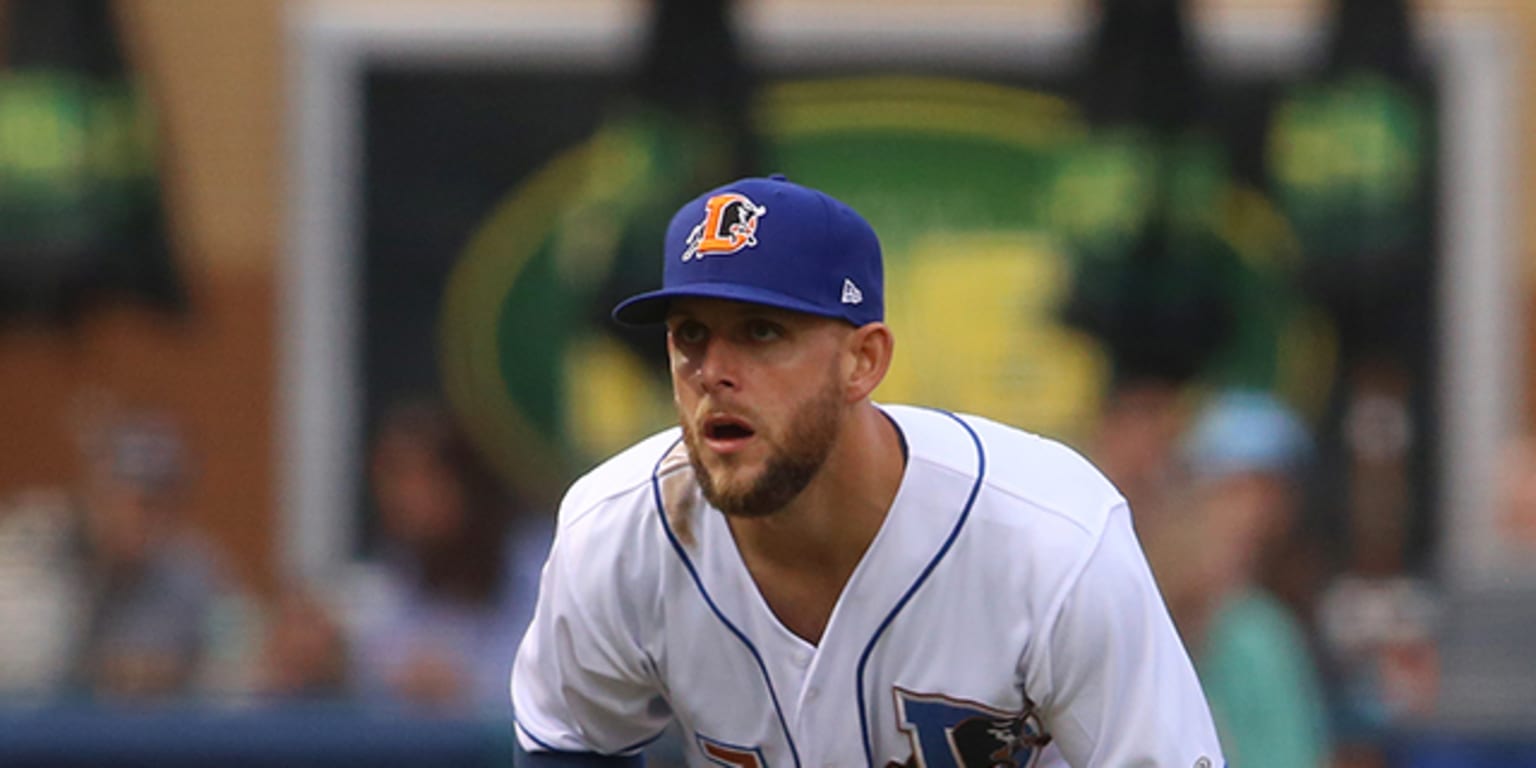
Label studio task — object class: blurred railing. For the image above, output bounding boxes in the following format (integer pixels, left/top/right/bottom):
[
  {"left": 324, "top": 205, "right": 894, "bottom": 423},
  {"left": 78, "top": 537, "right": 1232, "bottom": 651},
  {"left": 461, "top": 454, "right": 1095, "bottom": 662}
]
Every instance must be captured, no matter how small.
[
  {"left": 0, "top": 703, "right": 1531, "bottom": 767},
  {"left": 0, "top": 703, "right": 515, "bottom": 767}
]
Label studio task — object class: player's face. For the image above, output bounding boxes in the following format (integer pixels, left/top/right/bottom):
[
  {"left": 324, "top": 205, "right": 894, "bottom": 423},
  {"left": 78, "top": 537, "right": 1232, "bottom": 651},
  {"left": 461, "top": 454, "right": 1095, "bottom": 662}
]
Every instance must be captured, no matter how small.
[{"left": 666, "top": 298, "right": 851, "bottom": 518}]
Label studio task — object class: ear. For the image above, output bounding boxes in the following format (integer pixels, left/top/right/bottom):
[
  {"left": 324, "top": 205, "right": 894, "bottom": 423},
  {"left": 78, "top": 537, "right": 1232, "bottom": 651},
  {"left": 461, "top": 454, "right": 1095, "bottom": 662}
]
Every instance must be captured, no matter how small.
[{"left": 841, "top": 322, "right": 894, "bottom": 402}]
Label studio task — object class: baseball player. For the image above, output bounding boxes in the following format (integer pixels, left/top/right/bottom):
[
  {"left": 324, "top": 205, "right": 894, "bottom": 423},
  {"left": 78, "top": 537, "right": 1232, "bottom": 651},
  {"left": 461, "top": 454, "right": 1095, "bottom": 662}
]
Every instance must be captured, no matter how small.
[{"left": 511, "top": 175, "right": 1225, "bottom": 767}]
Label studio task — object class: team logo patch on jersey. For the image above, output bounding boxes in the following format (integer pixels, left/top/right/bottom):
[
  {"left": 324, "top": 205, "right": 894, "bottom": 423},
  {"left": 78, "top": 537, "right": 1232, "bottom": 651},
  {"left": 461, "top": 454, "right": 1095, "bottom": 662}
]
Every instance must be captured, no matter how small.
[
  {"left": 683, "top": 192, "right": 768, "bottom": 262},
  {"left": 889, "top": 688, "right": 1050, "bottom": 768},
  {"left": 696, "top": 733, "right": 768, "bottom": 768}
]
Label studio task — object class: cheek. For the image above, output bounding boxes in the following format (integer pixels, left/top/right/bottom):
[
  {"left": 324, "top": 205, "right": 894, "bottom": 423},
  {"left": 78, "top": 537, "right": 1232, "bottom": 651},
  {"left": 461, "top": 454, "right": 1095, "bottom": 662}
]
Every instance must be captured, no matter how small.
[
  {"left": 668, "top": 341, "right": 697, "bottom": 372},
  {"left": 671, "top": 369, "right": 695, "bottom": 409},
  {"left": 669, "top": 351, "right": 697, "bottom": 393}
]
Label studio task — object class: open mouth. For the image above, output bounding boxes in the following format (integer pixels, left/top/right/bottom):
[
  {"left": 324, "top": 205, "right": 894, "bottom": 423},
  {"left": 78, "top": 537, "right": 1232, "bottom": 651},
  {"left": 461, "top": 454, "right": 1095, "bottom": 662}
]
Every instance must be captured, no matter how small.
[{"left": 702, "top": 415, "right": 756, "bottom": 451}]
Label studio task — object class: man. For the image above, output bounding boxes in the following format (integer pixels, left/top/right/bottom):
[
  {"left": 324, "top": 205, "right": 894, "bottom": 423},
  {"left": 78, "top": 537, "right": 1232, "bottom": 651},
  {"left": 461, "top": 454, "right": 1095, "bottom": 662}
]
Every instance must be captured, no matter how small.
[
  {"left": 1181, "top": 391, "right": 1330, "bottom": 768},
  {"left": 511, "top": 175, "right": 1224, "bottom": 767}
]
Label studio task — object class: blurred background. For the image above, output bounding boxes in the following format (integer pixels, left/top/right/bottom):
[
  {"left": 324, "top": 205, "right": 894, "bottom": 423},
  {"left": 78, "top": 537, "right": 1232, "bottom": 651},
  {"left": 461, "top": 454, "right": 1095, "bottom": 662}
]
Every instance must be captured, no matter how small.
[{"left": 0, "top": 0, "right": 1532, "bottom": 766}]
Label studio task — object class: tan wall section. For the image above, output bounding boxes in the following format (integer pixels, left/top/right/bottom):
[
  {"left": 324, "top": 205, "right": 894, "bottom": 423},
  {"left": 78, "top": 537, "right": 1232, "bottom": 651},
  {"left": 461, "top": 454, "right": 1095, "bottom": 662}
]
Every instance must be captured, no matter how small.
[
  {"left": 0, "top": 0, "right": 1529, "bottom": 595},
  {"left": 120, "top": 0, "right": 282, "bottom": 274}
]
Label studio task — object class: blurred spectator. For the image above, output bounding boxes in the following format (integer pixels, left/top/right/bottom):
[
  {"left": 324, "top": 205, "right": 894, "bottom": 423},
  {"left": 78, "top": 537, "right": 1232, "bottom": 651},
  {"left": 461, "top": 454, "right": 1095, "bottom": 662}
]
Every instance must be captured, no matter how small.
[
  {"left": 1317, "top": 575, "right": 1437, "bottom": 768},
  {"left": 1499, "top": 436, "right": 1536, "bottom": 556},
  {"left": 1090, "top": 378, "right": 1192, "bottom": 528},
  {"left": 1089, "top": 379, "right": 1213, "bottom": 643},
  {"left": 1180, "top": 390, "right": 1331, "bottom": 768},
  {"left": 1316, "top": 419, "right": 1442, "bottom": 764},
  {"left": 345, "top": 401, "right": 551, "bottom": 716},
  {"left": 67, "top": 410, "right": 247, "bottom": 700},
  {"left": 0, "top": 489, "right": 84, "bottom": 698},
  {"left": 255, "top": 587, "right": 349, "bottom": 700}
]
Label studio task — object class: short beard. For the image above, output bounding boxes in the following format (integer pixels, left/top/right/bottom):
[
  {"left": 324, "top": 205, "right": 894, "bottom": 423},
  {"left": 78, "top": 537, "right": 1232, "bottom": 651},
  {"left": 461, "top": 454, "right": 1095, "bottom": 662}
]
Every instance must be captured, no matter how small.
[{"left": 686, "top": 375, "right": 843, "bottom": 519}]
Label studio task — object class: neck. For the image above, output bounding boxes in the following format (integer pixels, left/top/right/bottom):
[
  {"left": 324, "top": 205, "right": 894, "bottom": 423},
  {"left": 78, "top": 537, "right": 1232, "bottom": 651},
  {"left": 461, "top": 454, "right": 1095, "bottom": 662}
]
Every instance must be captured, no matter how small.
[{"left": 726, "top": 401, "right": 905, "bottom": 575}]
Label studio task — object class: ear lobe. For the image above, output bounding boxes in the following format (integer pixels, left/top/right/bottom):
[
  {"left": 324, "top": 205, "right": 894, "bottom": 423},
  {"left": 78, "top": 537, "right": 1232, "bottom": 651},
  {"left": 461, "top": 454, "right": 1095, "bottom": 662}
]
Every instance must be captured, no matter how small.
[{"left": 844, "top": 323, "right": 894, "bottom": 401}]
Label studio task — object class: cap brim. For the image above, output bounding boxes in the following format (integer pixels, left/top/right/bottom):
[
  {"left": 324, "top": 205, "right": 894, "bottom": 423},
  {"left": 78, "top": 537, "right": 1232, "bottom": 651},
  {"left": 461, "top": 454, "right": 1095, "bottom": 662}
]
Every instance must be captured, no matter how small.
[{"left": 611, "top": 282, "right": 848, "bottom": 326}]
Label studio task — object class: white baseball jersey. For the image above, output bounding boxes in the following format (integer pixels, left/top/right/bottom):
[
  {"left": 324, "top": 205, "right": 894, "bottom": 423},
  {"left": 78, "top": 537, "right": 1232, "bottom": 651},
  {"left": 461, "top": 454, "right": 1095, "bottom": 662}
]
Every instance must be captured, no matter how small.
[{"left": 512, "top": 405, "right": 1224, "bottom": 768}]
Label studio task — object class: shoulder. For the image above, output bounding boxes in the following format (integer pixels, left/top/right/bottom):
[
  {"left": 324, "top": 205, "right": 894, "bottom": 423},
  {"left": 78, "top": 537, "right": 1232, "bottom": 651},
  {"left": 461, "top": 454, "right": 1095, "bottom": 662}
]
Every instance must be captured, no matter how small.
[
  {"left": 542, "top": 427, "right": 682, "bottom": 606},
  {"left": 885, "top": 405, "right": 1125, "bottom": 538},
  {"left": 556, "top": 426, "right": 683, "bottom": 532}
]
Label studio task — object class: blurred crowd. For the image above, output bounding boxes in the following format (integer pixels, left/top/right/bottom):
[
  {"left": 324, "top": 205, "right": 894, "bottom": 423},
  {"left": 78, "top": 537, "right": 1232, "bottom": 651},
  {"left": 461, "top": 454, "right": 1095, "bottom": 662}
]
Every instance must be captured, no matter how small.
[
  {"left": 1094, "top": 383, "right": 1441, "bottom": 768},
  {"left": 0, "top": 383, "right": 1455, "bottom": 768},
  {"left": 0, "top": 398, "right": 551, "bottom": 719}
]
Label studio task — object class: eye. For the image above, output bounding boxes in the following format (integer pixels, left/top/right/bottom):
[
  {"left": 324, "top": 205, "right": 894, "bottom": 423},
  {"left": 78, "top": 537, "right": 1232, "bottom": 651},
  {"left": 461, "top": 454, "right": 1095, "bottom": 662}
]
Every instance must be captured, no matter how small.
[
  {"left": 745, "top": 319, "right": 783, "bottom": 343},
  {"left": 671, "top": 320, "right": 707, "bottom": 346}
]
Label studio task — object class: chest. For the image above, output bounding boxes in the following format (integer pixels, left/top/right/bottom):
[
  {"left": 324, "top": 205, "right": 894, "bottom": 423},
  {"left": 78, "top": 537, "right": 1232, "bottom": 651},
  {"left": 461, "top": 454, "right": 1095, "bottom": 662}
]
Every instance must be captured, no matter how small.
[
  {"left": 739, "top": 558, "right": 848, "bottom": 646},
  {"left": 653, "top": 545, "right": 1057, "bottom": 768}
]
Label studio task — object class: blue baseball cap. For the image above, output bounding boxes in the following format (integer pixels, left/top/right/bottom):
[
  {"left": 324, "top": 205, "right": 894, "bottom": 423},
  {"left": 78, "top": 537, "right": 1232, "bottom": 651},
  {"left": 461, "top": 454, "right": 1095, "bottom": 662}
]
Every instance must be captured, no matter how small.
[
  {"left": 1183, "top": 390, "right": 1312, "bottom": 480},
  {"left": 612, "top": 175, "right": 884, "bottom": 326}
]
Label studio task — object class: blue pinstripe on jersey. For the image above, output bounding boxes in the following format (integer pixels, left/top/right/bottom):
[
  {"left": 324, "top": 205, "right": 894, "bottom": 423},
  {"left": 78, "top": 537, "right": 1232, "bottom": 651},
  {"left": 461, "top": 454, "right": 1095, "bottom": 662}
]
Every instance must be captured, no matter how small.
[
  {"left": 856, "top": 409, "right": 986, "bottom": 768},
  {"left": 652, "top": 437, "right": 804, "bottom": 768}
]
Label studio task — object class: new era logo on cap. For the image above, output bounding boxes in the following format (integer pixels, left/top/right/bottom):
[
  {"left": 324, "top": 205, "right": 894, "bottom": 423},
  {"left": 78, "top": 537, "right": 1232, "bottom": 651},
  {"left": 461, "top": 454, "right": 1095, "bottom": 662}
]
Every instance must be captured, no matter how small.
[
  {"left": 612, "top": 175, "right": 884, "bottom": 327},
  {"left": 841, "top": 278, "right": 863, "bottom": 305}
]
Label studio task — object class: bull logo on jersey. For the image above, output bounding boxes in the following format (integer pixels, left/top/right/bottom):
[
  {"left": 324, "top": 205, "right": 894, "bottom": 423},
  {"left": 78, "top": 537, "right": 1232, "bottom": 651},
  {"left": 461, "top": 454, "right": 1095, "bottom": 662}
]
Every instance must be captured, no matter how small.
[
  {"left": 889, "top": 688, "right": 1051, "bottom": 768},
  {"left": 682, "top": 192, "right": 768, "bottom": 262}
]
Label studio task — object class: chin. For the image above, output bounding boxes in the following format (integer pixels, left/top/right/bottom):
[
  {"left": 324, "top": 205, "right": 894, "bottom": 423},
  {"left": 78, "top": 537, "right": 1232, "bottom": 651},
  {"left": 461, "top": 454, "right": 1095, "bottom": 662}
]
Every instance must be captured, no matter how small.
[
  {"left": 691, "top": 461, "right": 768, "bottom": 518},
  {"left": 705, "top": 466, "right": 762, "bottom": 501}
]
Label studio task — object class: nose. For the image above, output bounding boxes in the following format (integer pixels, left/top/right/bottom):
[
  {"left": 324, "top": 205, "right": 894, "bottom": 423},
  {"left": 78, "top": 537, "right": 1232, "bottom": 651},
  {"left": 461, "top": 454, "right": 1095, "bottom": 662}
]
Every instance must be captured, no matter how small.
[{"left": 694, "top": 338, "right": 740, "bottom": 393}]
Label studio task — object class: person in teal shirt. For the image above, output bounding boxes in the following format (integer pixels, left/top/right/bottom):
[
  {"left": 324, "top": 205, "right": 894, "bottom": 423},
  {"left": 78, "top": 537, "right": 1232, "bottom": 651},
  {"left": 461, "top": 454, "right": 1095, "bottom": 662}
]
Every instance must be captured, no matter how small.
[
  {"left": 1201, "top": 590, "right": 1330, "bottom": 768},
  {"left": 1182, "top": 391, "right": 1331, "bottom": 768}
]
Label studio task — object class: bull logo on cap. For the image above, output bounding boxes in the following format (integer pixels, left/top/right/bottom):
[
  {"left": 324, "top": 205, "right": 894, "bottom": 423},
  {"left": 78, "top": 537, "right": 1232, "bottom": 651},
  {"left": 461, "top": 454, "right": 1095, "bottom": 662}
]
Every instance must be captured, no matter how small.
[{"left": 682, "top": 192, "right": 768, "bottom": 262}]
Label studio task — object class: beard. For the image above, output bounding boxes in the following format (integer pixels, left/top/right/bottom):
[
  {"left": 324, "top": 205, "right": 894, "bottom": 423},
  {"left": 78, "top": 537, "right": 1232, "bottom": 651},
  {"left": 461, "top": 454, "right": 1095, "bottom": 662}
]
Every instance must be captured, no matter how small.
[{"left": 683, "top": 372, "right": 843, "bottom": 519}]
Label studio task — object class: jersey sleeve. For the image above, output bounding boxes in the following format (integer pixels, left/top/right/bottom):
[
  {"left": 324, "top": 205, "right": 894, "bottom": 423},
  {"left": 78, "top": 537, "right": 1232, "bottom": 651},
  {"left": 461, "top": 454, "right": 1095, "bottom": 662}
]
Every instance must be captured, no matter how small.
[
  {"left": 1034, "top": 503, "right": 1226, "bottom": 767},
  {"left": 513, "top": 737, "right": 644, "bottom": 767},
  {"left": 511, "top": 508, "right": 671, "bottom": 757}
]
